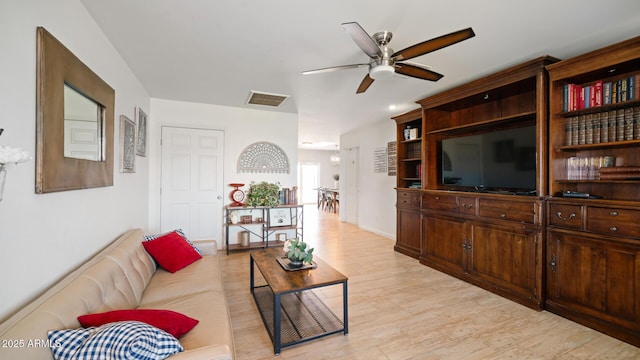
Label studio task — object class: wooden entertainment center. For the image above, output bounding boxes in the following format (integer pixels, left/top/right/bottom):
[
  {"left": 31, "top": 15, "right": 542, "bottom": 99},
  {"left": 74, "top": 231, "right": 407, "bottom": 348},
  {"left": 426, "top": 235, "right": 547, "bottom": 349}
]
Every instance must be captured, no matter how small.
[{"left": 393, "top": 36, "right": 640, "bottom": 347}]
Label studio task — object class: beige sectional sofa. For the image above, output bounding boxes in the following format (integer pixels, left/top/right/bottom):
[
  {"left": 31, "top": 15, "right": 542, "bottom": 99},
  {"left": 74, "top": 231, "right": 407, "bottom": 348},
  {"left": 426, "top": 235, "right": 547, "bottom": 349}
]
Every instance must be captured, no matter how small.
[{"left": 0, "top": 228, "right": 235, "bottom": 359}]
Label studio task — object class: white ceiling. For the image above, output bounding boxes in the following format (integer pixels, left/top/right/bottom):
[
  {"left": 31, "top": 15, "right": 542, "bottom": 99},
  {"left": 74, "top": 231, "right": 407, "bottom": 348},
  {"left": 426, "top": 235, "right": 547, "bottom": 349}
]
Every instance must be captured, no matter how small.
[{"left": 80, "top": 0, "right": 640, "bottom": 150}]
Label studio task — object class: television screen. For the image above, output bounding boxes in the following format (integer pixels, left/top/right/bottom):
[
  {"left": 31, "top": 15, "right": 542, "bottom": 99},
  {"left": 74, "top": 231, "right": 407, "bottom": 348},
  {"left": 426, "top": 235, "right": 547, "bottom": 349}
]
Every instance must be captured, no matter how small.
[{"left": 441, "top": 125, "right": 536, "bottom": 194}]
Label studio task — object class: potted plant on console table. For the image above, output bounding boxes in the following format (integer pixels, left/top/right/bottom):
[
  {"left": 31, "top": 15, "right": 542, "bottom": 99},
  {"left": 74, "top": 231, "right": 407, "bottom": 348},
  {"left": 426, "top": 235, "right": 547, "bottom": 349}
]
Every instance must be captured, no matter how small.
[{"left": 245, "top": 181, "right": 281, "bottom": 208}]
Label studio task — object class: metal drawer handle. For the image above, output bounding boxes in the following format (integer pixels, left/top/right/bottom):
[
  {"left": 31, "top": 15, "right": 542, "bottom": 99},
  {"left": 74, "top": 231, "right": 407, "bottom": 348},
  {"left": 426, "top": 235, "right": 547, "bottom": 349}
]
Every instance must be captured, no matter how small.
[
  {"left": 462, "top": 202, "right": 473, "bottom": 209},
  {"left": 609, "top": 211, "right": 618, "bottom": 216},
  {"left": 435, "top": 196, "right": 440, "bottom": 200},
  {"left": 556, "top": 212, "right": 576, "bottom": 221},
  {"left": 500, "top": 213, "right": 507, "bottom": 218},
  {"left": 610, "top": 226, "right": 618, "bottom": 232}
]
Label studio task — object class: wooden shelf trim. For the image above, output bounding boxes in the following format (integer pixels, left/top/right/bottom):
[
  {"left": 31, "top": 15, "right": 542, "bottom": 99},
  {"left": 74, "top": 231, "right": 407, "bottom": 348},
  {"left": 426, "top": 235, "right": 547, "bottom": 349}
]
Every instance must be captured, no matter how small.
[
  {"left": 555, "top": 99, "right": 640, "bottom": 118},
  {"left": 558, "top": 139, "right": 640, "bottom": 151},
  {"left": 556, "top": 179, "right": 640, "bottom": 184},
  {"left": 426, "top": 111, "right": 536, "bottom": 135}
]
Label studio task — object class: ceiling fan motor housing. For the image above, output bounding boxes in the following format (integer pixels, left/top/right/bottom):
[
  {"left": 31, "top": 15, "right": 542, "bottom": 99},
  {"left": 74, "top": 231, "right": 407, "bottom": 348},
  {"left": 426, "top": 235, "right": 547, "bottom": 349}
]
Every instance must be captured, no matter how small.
[
  {"left": 369, "top": 64, "right": 395, "bottom": 79},
  {"left": 370, "top": 44, "right": 395, "bottom": 80}
]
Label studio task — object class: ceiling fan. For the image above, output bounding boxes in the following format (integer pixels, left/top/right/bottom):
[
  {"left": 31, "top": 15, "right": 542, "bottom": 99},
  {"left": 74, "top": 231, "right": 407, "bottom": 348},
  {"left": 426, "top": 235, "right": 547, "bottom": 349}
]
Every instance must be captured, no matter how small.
[{"left": 302, "top": 22, "right": 475, "bottom": 94}]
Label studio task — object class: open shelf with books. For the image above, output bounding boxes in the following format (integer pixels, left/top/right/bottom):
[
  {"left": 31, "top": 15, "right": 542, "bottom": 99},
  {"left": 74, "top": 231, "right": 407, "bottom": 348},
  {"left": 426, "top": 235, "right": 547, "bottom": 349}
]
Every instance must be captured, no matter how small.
[{"left": 548, "top": 35, "right": 640, "bottom": 202}]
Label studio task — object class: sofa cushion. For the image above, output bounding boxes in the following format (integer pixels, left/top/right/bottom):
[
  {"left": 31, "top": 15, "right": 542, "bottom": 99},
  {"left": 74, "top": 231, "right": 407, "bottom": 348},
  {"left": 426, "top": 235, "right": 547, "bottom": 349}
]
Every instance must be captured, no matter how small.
[
  {"left": 139, "top": 291, "right": 233, "bottom": 352},
  {"left": 48, "top": 321, "right": 183, "bottom": 360},
  {"left": 78, "top": 309, "right": 199, "bottom": 338},
  {"left": 144, "top": 229, "right": 202, "bottom": 255},
  {"left": 142, "top": 231, "right": 202, "bottom": 273},
  {"left": 141, "top": 256, "right": 222, "bottom": 304}
]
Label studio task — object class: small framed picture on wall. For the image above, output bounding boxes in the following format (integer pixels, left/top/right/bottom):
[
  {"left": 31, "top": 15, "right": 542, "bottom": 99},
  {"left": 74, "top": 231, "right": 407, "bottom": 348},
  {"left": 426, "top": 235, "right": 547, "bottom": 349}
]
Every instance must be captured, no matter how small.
[
  {"left": 120, "top": 115, "right": 136, "bottom": 173},
  {"left": 135, "top": 107, "right": 148, "bottom": 156}
]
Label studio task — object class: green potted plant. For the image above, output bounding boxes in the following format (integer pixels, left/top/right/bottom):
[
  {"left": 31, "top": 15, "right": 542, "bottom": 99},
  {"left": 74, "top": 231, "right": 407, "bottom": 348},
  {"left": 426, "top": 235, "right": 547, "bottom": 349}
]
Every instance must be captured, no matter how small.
[
  {"left": 245, "top": 181, "right": 281, "bottom": 208},
  {"left": 284, "top": 238, "right": 314, "bottom": 268}
]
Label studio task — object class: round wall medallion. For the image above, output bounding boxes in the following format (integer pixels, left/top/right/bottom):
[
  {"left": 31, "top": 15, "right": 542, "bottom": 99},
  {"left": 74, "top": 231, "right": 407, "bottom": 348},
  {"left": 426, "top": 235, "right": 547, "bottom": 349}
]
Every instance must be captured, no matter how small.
[{"left": 237, "top": 141, "right": 290, "bottom": 174}]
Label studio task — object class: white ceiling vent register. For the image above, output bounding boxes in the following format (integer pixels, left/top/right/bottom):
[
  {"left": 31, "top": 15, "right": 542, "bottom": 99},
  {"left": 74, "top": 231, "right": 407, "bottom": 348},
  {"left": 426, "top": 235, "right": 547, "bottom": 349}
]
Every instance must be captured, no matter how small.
[{"left": 247, "top": 91, "right": 290, "bottom": 107}]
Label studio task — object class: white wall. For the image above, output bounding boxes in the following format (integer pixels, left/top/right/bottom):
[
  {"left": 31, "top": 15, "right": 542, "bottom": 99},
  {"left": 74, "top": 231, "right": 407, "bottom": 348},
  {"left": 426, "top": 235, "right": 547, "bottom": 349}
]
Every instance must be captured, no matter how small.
[
  {"left": 341, "top": 119, "right": 397, "bottom": 239},
  {"left": 0, "top": 0, "right": 150, "bottom": 321},
  {"left": 148, "top": 99, "right": 298, "bottom": 242}
]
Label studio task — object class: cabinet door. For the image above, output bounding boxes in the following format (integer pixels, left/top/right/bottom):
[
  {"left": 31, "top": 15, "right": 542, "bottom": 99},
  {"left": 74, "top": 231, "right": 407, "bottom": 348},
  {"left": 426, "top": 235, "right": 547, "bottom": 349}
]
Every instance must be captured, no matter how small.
[
  {"left": 468, "top": 222, "right": 541, "bottom": 306},
  {"left": 395, "top": 208, "right": 421, "bottom": 259},
  {"left": 421, "top": 214, "right": 466, "bottom": 276},
  {"left": 547, "top": 230, "right": 640, "bottom": 332}
]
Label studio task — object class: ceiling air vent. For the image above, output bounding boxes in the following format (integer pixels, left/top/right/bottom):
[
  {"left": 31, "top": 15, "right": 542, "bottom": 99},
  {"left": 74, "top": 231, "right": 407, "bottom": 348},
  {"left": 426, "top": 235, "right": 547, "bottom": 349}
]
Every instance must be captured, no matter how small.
[{"left": 247, "top": 91, "right": 290, "bottom": 107}]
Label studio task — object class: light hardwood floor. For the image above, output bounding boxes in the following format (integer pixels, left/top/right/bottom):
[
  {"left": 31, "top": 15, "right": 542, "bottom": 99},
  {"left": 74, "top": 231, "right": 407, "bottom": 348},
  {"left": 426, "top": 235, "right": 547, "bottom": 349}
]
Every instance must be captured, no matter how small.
[{"left": 220, "top": 205, "right": 640, "bottom": 359}]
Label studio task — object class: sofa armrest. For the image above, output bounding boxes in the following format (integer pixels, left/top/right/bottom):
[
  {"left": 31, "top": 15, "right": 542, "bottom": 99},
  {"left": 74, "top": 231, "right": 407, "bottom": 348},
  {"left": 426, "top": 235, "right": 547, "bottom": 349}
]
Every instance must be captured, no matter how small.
[
  {"left": 168, "top": 344, "right": 233, "bottom": 360},
  {"left": 192, "top": 240, "right": 218, "bottom": 255}
]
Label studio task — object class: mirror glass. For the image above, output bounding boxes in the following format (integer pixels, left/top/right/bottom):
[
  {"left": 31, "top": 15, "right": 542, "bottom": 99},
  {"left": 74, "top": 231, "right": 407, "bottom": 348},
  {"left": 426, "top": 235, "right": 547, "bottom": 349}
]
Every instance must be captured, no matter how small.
[{"left": 63, "top": 84, "right": 104, "bottom": 161}]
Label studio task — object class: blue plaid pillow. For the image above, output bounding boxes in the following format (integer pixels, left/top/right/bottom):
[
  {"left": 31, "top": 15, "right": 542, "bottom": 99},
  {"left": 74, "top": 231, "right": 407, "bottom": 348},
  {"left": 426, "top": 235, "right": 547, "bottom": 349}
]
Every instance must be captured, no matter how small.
[
  {"left": 144, "top": 229, "right": 202, "bottom": 255},
  {"left": 48, "top": 321, "right": 183, "bottom": 360}
]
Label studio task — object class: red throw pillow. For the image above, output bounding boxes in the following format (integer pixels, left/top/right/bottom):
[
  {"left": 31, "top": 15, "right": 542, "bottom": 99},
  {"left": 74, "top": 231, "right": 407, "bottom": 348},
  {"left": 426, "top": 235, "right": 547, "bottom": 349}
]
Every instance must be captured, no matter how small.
[
  {"left": 142, "top": 231, "right": 202, "bottom": 273},
  {"left": 78, "top": 309, "right": 199, "bottom": 338}
]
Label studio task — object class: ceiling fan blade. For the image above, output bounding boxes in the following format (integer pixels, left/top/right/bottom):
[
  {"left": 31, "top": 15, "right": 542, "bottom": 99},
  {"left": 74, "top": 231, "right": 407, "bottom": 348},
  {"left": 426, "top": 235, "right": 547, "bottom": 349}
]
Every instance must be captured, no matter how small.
[
  {"left": 395, "top": 62, "right": 443, "bottom": 81},
  {"left": 341, "top": 22, "right": 383, "bottom": 59},
  {"left": 302, "top": 63, "right": 369, "bottom": 75},
  {"left": 392, "top": 27, "right": 475, "bottom": 61},
  {"left": 356, "top": 74, "right": 374, "bottom": 94}
]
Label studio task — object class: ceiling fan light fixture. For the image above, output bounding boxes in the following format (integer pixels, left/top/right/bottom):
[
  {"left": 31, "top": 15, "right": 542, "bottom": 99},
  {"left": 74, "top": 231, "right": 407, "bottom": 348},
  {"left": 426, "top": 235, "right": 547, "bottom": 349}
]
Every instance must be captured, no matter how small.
[{"left": 369, "top": 64, "right": 395, "bottom": 80}]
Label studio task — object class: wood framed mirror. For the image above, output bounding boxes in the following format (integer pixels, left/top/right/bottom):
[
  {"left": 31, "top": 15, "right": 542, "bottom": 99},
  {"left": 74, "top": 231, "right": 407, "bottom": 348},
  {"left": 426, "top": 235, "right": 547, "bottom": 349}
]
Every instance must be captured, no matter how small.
[{"left": 36, "top": 27, "right": 114, "bottom": 193}]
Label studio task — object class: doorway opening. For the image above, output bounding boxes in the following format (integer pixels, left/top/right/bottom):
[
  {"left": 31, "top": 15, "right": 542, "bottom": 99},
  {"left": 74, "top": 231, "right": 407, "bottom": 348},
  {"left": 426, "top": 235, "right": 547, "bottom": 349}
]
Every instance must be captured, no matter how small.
[{"left": 299, "top": 162, "right": 319, "bottom": 204}]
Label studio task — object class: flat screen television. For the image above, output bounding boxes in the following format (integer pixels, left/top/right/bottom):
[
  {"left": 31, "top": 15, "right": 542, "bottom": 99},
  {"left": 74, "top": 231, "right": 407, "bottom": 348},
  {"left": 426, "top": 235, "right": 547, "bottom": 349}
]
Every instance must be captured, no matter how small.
[{"left": 441, "top": 125, "right": 537, "bottom": 195}]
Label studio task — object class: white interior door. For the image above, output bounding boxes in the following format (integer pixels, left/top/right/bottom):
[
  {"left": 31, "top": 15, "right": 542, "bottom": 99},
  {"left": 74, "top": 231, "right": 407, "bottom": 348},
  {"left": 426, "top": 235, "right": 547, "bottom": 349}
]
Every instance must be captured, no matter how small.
[{"left": 161, "top": 126, "right": 224, "bottom": 248}]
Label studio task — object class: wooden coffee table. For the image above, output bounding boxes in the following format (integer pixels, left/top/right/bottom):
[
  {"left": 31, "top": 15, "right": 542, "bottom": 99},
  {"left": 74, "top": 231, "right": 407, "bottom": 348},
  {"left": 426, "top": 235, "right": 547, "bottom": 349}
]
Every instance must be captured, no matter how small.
[{"left": 250, "top": 248, "right": 348, "bottom": 355}]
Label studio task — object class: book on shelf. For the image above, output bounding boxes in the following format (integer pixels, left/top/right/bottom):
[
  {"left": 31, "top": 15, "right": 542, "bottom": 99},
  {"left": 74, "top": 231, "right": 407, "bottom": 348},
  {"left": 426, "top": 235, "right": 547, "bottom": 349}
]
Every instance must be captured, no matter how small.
[
  {"left": 635, "top": 106, "right": 640, "bottom": 140},
  {"left": 279, "top": 186, "right": 299, "bottom": 205},
  {"left": 592, "top": 81, "right": 603, "bottom": 107},
  {"left": 599, "top": 172, "right": 640, "bottom": 180},
  {"left": 604, "top": 81, "right": 612, "bottom": 105},
  {"left": 592, "top": 114, "right": 601, "bottom": 143},
  {"left": 616, "top": 109, "right": 625, "bottom": 141},
  {"left": 408, "top": 182, "right": 421, "bottom": 189},
  {"left": 625, "top": 108, "right": 634, "bottom": 140},
  {"left": 608, "top": 110, "right": 618, "bottom": 141},
  {"left": 599, "top": 166, "right": 640, "bottom": 173},
  {"left": 565, "top": 107, "right": 640, "bottom": 145},
  {"left": 563, "top": 73, "right": 640, "bottom": 111}
]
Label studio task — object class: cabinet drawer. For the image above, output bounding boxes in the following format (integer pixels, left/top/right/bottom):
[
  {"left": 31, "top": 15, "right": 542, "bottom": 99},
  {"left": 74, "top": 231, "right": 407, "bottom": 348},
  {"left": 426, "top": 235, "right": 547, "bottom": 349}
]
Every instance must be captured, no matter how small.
[
  {"left": 478, "top": 198, "right": 536, "bottom": 223},
  {"left": 397, "top": 191, "right": 421, "bottom": 208},
  {"left": 587, "top": 207, "right": 640, "bottom": 238},
  {"left": 458, "top": 196, "right": 477, "bottom": 215},
  {"left": 549, "top": 203, "right": 583, "bottom": 229},
  {"left": 422, "top": 193, "right": 457, "bottom": 211}
]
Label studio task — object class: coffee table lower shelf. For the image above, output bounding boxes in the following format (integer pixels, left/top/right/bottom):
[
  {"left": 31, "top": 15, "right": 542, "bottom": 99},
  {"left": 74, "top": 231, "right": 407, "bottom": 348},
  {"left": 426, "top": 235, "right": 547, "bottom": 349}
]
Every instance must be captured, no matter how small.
[{"left": 252, "top": 285, "right": 345, "bottom": 353}]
